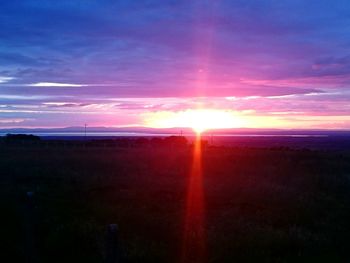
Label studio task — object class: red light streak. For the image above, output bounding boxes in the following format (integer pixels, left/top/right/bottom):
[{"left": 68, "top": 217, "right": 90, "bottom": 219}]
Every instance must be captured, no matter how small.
[{"left": 181, "top": 134, "right": 206, "bottom": 263}]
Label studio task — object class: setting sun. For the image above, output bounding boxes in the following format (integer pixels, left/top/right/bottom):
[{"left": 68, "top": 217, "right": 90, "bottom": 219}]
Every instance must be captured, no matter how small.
[{"left": 144, "top": 109, "right": 247, "bottom": 133}]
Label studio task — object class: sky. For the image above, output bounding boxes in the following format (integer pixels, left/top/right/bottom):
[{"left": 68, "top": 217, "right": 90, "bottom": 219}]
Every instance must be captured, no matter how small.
[{"left": 1, "top": 0, "right": 350, "bottom": 129}]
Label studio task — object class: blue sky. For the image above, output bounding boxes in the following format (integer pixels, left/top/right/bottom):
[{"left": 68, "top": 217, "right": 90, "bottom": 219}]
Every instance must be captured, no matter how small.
[{"left": 1, "top": 0, "right": 350, "bottom": 129}]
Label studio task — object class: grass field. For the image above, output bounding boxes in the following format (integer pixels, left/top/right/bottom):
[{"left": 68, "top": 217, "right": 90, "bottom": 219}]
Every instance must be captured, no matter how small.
[{"left": 1, "top": 138, "right": 350, "bottom": 262}]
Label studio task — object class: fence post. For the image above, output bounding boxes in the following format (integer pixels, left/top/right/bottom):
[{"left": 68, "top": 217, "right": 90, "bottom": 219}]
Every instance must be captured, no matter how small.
[
  {"left": 25, "top": 191, "right": 38, "bottom": 263},
  {"left": 106, "top": 224, "right": 120, "bottom": 263}
]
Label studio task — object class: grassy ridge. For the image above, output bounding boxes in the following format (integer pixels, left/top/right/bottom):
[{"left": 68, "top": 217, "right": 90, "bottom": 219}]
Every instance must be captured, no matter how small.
[{"left": 1, "top": 143, "right": 350, "bottom": 262}]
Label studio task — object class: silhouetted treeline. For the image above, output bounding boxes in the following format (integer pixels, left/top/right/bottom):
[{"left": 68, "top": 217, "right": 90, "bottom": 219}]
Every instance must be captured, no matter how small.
[
  {"left": 2, "top": 133, "right": 41, "bottom": 144},
  {"left": 0, "top": 135, "right": 191, "bottom": 148}
]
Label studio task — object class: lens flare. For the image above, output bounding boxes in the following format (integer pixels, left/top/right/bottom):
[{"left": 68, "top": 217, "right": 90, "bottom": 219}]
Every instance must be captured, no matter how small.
[{"left": 181, "top": 134, "right": 205, "bottom": 263}]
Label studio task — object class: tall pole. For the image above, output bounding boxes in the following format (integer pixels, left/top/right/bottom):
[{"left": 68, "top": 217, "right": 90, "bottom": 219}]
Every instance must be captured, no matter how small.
[
  {"left": 25, "top": 191, "right": 38, "bottom": 263},
  {"left": 106, "top": 224, "right": 121, "bottom": 263},
  {"left": 84, "top": 124, "right": 87, "bottom": 140}
]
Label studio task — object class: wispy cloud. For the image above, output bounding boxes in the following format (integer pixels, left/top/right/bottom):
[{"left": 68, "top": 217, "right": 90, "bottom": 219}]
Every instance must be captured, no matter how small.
[
  {"left": 0, "top": 118, "right": 30, "bottom": 124},
  {"left": 27, "top": 82, "right": 86, "bottom": 87},
  {"left": 0, "top": 76, "right": 14, "bottom": 83}
]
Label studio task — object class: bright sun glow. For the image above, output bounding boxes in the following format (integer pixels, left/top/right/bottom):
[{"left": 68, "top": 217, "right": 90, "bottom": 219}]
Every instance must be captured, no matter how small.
[{"left": 144, "top": 109, "right": 248, "bottom": 133}]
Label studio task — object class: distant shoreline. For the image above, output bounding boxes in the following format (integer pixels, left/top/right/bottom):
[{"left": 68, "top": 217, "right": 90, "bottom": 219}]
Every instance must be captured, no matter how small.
[{"left": 0, "top": 131, "right": 332, "bottom": 138}]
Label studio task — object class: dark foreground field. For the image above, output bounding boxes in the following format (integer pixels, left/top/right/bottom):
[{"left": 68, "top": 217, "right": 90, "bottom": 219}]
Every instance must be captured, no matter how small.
[{"left": 1, "top": 137, "right": 350, "bottom": 262}]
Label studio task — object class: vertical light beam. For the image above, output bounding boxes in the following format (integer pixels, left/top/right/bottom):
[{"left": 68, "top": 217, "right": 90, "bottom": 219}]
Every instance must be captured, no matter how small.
[{"left": 181, "top": 133, "right": 206, "bottom": 263}]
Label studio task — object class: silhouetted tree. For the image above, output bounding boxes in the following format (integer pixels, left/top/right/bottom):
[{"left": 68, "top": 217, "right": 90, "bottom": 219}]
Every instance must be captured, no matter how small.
[{"left": 4, "top": 134, "right": 40, "bottom": 144}]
